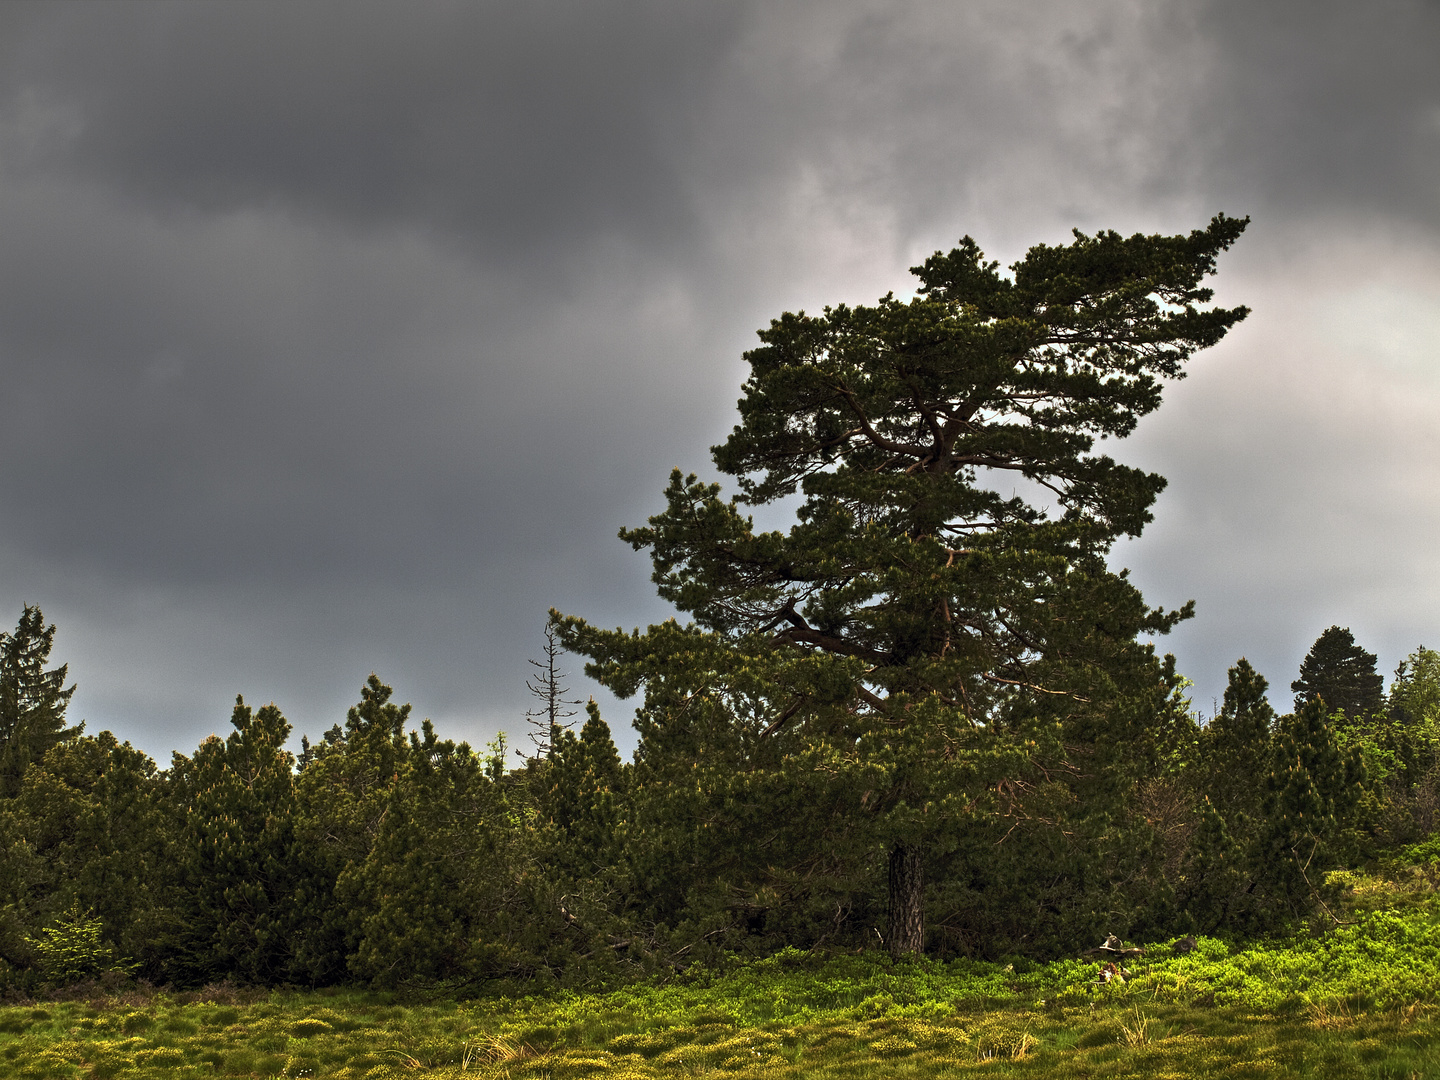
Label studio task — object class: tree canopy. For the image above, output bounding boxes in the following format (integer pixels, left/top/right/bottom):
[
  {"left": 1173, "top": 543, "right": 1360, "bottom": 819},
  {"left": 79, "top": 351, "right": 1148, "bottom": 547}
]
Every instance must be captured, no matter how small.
[
  {"left": 16, "top": 215, "right": 1440, "bottom": 989},
  {"left": 1292, "top": 626, "right": 1384, "bottom": 718},
  {"left": 558, "top": 215, "right": 1250, "bottom": 954},
  {"left": 0, "top": 606, "right": 80, "bottom": 799}
]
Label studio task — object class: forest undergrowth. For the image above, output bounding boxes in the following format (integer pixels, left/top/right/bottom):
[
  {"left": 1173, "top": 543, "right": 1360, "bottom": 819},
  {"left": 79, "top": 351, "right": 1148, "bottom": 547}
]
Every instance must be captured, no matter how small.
[{"left": 6, "top": 858, "right": 1440, "bottom": 1080}]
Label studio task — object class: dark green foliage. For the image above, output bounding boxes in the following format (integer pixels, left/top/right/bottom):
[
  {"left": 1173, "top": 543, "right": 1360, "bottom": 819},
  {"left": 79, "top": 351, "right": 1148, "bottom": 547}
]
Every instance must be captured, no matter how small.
[
  {"left": 1181, "top": 659, "right": 1277, "bottom": 930},
  {"left": 542, "top": 700, "right": 626, "bottom": 876},
  {"left": 1259, "top": 699, "right": 1365, "bottom": 910},
  {"left": 0, "top": 732, "right": 172, "bottom": 981},
  {"left": 1201, "top": 658, "right": 1275, "bottom": 835},
  {"left": 342, "top": 720, "right": 522, "bottom": 986},
  {"left": 288, "top": 674, "right": 415, "bottom": 985},
  {"left": 558, "top": 216, "right": 1248, "bottom": 957},
  {"left": 167, "top": 697, "right": 299, "bottom": 984},
  {"left": 1292, "top": 625, "right": 1384, "bottom": 717},
  {"left": 5, "top": 210, "right": 1435, "bottom": 990},
  {"left": 290, "top": 675, "right": 602, "bottom": 988},
  {"left": 0, "top": 606, "right": 79, "bottom": 798},
  {"left": 615, "top": 685, "right": 888, "bottom": 961}
]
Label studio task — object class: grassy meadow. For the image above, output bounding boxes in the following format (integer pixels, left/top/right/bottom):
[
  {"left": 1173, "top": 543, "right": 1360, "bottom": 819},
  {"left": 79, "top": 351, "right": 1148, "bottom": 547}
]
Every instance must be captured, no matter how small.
[{"left": 6, "top": 864, "right": 1440, "bottom": 1079}]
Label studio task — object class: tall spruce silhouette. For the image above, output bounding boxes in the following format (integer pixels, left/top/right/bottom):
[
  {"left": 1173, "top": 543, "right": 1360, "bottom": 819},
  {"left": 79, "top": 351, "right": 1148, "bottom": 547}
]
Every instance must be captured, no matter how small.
[
  {"left": 1292, "top": 626, "right": 1383, "bottom": 717},
  {"left": 0, "top": 606, "right": 80, "bottom": 797}
]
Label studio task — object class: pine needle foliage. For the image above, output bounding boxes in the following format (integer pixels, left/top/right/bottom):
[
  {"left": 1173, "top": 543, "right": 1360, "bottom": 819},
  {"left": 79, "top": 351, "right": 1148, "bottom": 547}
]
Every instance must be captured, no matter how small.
[
  {"left": 557, "top": 215, "right": 1250, "bottom": 955},
  {"left": 0, "top": 606, "right": 80, "bottom": 798},
  {"left": 1292, "top": 625, "right": 1384, "bottom": 718}
]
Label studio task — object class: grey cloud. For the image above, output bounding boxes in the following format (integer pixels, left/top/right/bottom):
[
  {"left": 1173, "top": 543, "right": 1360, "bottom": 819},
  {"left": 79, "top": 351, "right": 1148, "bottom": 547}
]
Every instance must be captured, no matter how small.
[
  {"left": 5, "top": 1, "right": 746, "bottom": 265},
  {"left": 1117, "top": 234, "right": 1440, "bottom": 714},
  {"left": 0, "top": 0, "right": 1436, "bottom": 760},
  {"left": 1196, "top": 0, "right": 1440, "bottom": 232}
]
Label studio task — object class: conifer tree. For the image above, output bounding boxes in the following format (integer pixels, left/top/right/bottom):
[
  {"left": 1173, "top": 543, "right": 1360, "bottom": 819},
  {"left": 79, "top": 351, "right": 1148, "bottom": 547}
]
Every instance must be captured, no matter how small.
[
  {"left": 1338, "top": 646, "right": 1440, "bottom": 839},
  {"left": 1259, "top": 698, "right": 1365, "bottom": 909},
  {"left": 1203, "top": 657, "right": 1276, "bottom": 823},
  {"left": 1292, "top": 625, "right": 1383, "bottom": 717},
  {"left": 1390, "top": 646, "right": 1440, "bottom": 729},
  {"left": 344, "top": 720, "right": 516, "bottom": 986},
  {"left": 169, "top": 697, "right": 297, "bottom": 983},
  {"left": 288, "top": 674, "right": 414, "bottom": 985},
  {"left": 558, "top": 216, "right": 1249, "bottom": 955},
  {"left": 1185, "top": 658, "right": 1277, "bottom": 929},
  {"left": 544, "top": 700, "right": 626, "bottom": 874},
  {"left": 0, "top": 607, "right": 80, "bottom": 798},
  {"left": 4, "top": 733, "right": 170, "bottom": 980}
]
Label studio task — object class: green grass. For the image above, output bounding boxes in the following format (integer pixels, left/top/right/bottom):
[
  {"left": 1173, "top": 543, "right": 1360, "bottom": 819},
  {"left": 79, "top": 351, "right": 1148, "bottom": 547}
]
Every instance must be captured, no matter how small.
[
  {"left": 5, "top": 990, "right": 1438, "bottom": 1080},
  {"left": 6, "top": 870, "right": 1440, "bottom": 1078}
]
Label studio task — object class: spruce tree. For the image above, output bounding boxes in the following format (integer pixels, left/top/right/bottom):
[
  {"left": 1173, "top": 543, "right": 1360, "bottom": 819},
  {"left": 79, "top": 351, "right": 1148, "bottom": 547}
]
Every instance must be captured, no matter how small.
[
  {"left": 1292, "top": 625, "right": 1383, "bottom": 717},
  {"left": 0, "top": 606, "right": 80, "bottom": 798},
  {"left": 558, "top": 216, "right": 1249, "bottom": 955}
]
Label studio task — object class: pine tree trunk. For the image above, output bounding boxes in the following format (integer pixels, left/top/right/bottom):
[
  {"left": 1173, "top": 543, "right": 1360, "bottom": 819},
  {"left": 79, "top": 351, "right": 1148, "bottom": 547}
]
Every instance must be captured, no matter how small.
[{"left": 887, "top": 841, "right": 924, "bottom": 957}]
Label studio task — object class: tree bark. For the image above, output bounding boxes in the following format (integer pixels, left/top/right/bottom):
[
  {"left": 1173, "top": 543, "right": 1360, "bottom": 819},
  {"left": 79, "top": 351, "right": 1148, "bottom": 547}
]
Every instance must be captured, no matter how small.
[{"left": 887, "top": 841, "right": 924, "bottom": 957}]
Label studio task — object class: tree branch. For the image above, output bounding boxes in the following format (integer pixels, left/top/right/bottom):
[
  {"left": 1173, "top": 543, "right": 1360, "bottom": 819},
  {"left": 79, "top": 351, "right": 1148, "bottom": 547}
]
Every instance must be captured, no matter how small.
[
  {"left": 760, "top": 696, "right": 807, "bottom": 738},
  {"left": 982, "top": 672, "right": 1091, "bottom": 702}
]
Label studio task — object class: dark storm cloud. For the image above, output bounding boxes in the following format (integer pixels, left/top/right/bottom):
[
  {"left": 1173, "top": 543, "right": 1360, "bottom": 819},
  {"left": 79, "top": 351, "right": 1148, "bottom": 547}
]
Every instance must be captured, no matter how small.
[
  {"left": 0, "top": 1, "right": 753, "bottom": 753},
  {"left": 1197, "top": 0, "right": 1440, "bottom": 233},
  {"left": 0, "top": 0, "right": 1436, "bottom": 757},
  {"left": 6, "top": 1, "right": 746, "bottom": 266}
]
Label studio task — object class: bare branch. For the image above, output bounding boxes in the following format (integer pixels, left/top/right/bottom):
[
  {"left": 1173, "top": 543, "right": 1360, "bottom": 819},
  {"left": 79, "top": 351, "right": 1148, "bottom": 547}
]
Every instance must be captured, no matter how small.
[{"left": 982, "top": 672, "right": 1091, "bottom": 702}]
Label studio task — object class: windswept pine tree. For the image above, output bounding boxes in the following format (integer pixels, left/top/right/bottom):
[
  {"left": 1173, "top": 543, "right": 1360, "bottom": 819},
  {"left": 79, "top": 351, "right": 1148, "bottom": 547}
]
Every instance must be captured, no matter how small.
[{"left": 558, "top": 216, "right": 1249, "bottom": 955}]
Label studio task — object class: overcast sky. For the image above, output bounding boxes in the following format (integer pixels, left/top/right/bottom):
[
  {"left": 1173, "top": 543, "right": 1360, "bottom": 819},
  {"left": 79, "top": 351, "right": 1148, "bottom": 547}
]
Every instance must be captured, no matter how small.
[{"left": 1, "top": 0, "right": 1437, "bottom": 762}]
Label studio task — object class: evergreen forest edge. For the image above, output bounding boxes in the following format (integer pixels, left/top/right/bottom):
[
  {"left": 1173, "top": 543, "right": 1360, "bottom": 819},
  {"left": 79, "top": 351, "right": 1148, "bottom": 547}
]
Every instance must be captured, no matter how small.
[{"left": 4, "top": 215, "right": 1439, "bottom": 998}]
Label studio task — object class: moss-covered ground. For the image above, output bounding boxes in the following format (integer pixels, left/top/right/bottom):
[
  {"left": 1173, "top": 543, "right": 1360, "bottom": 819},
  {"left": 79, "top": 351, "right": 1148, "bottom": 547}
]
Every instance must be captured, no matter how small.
[{"left": 6, "top": 868, "right": 1440, "bottom": 1078}]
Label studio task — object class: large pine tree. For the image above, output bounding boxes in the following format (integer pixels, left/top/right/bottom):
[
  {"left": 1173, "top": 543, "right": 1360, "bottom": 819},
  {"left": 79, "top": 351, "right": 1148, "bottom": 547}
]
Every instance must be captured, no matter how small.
[{"left": 559, "top": 216, "right": 1249, "bottom": 955}]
